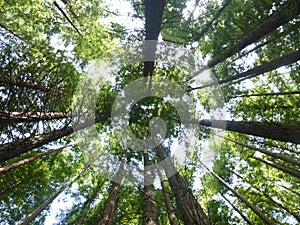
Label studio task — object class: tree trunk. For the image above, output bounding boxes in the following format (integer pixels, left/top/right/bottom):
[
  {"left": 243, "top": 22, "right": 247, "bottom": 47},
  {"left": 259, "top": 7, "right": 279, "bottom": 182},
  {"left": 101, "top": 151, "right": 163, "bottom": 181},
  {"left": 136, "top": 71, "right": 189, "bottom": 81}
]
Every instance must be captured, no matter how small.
[
  {"left": 221, "top": 136, "right": 300, "bottom": 166},
  {"left": 98, "top": 156, "right": 125, "bottom": 225},
  {"left": 0, "top": 144, "right": 71, "bottom": 174},
  {"left": 252, "top": 156, "right": 300, "bottom": 179},
  {"left": 156, "top": 146, "right": 211, "bottom": 225},
  {"left": 77, "top": 181, "right": 105, "bottom": 225},
  {"left": 206, "top": 0, "right": 300, "bottom": 68},
  {"left": 157, "top": 167, "right": 179, "bottom": 225},
  {"left": 190, "top": 49, "right": 300, "bottom": 90},
  {"left": 200, "top": 161, "right": 276, "bottom": 225},
  {"left": 0, "top": 111, "right": 72, "bottom": 123},
  {"left": 220, "top": 193, "right": 254, "bottom": 225},
  {"left": 0, "top": 120, "right": 93, "bottom": 163},
  {"left": 18, "top": 169, "right": 84, "bottom": 225},
  {"left": 185, "top": 119, "right": 300, "bottom": 144},
  {"left": 230, "top": 90, "right": 300, "bottom": 99},
  {"left": 0, "top": 180, "right": 22, "bottom": 196},
  {"left": 143, "top": 150, "right": 160, "bottom": 225}
]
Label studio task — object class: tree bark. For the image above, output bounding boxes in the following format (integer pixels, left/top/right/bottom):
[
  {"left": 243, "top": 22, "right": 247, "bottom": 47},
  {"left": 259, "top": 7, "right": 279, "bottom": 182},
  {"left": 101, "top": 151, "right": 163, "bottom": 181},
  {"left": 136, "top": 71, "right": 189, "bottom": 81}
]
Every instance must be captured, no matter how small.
[
  {"left": 206, "top": 0, "right": 300, "bottom": 69},
  {"left": 143, "top": 150, "right": 160, "bottom": 225},
  {"left": 0, "top": 180, "right": 22, "bottom": 196},
  {"left": 156, "top": 146, "right": 211, "bottom": 225},
  {"left": 190, "top": 49, "right": 300, "bottom": 90},
  {"left": 0, "top": 112, "right": 72, "bottom": 123},
  {"left": 18, "top": 169, "right": 84, "bottom": 225},
  {"left": 221, "top": 136, "right": 300, "bottom": 166},
  {"left": 157, "top": 166, "right": 179, "bottom": 225},
  {"left": 98, "top": 156, "right": 125, "bottom": 225},
  {"left": 200, "top": 161, "right": 276, "bottom": 225},
  {"left": 252, "top": 156, "right": 300, "bottom": 179},
  {"left": 0, "top": 120, "right": 94, "bottom": 163},
  {"left": 220, "top": 193, "right": 254, "bottom": 225},
  {"left": 185, "top": 119, "right": 300, "bottom": 144},
  {"left": 0, "top": 144, "right": 71, "bottom": 174}
]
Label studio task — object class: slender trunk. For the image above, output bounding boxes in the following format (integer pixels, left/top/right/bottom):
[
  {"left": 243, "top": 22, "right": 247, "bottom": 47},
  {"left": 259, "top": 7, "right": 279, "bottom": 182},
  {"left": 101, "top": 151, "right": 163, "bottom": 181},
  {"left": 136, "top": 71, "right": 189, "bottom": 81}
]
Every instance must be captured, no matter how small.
[
  {"left": 0, "top": 120, "right": 93, "bottom": 163},
  {"left": 0, "top": 22, "right": 25, "bottom": 42},
  {"left": 252, "top": 156, "right": 300, "bottom": 179},
  {"left": 77, "top": 181, "right": 105, "bottom": 225},
  {"left": 157, "top": 167, "right": 179, "bottom": 225},
  {"left": 230, "top": 90, "right": 300, "bottom": 99},
  {"left": 186, "top": 119, "right": 300, "bottom": 144},
  {"left": 156, "top": 146, "right": 211, "bottom": 225},
  {"left": 0, "top": 111, "right": 72, "bottom": 123},
  {"left": 0, "top": 74, "right": 54, "bottom": 92},
  {"left": 98, "top": 156, "right": 125, "bottom": 225},
  {"left": 277, "top": 184, "right": 300, "bottom": 198},
  {"left": 221, "top": 136, "right": 300, "bottom": 166},
  {"left": 18, "top": 169, "right": 84, "bottom": 225},
  {"left": 220, "top": 193, "right": 254, "bottom": 225},
  {"left": 0, "top": 145, "right": 71, "bottom": 174},
  {"left": 206, "top": 0, "right": 300, "bottom": 69},
  {"left": 54, "top": 1, "right": 81, "bottom": 35},
  {"left": 200, "top": 161, "right": 276, "bottom": 225},
  {"left": 190, "top": 49, "right": 300, "bottom": 90},
  {"left": 143, "top": 150, "right": 160, "bottom": 225},
  {"left": 193, "top": 0, "right": 231, "bottom": 41}
]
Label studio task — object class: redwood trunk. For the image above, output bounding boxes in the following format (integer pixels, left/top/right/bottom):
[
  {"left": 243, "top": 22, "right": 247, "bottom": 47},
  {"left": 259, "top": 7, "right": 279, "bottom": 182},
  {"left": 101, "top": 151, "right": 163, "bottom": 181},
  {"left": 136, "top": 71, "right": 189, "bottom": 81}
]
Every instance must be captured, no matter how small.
[
  {"left": 186, "top": 119, "right": 300, "bottom": 144},
  {"left": 252, "top": 156, "right": 300, "bottom": 179},
  {"left": 222, "top": 136, "right": 300, "bottom": 166},
  {"left": 200, "top": 161, "right": 276, "bottom": 225},
  {"left": 98, "top": 157, "right": 125, "bottom": 225},
  {"left": 156, "top": 146, "right": 211, "bottom": 225},
  {"left": 0, "top": 120, "right": 93, "bottom": 163},
  {"left": 221, "top": 193, "right": 254, "bottom": 225},
  {"left": 143, "top": 151, "right": 160, "bottom": 225},
  {"left": 18, "top": 170, "right": 83, "bottom": 225},
  {"left": 157, "top": 168, "right": 179, "bottom": 225}
]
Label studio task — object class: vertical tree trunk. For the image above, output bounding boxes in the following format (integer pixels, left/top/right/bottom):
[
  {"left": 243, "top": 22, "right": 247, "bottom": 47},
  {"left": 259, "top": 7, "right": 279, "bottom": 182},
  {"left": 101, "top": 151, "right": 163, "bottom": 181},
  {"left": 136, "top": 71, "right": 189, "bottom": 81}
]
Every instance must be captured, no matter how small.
[
  {"left": 220, "top": 193, "right": 254, "bottom": 225},
  {"left": 252, "top": 156, "right": 300, "bottom": 179},
  {"left": 156, "top": 146, "right": 211, "bottom": 225},
  {"left": 186, "top": 119, "right": 300, "bottom": 144},
  {"left": 157, "top": 168, "right": 179, "bottom": 225},
  {"left": 18, "top": 169, "right": 84, "bottom": 225},
  {"left": 221, "top": 136, "right": 300, "bottom": 166},
  {"left": 143, "top": 150, "right": 160, "bottom": 225},
  {"left": 98, "top": 156, "right": 125, "bottom": 225},
  {"left": 0, "top": 145, "right": 71, "bottom": 174},
  {"left": 200, "top": 161, "right": 276, "bottom": 225}
]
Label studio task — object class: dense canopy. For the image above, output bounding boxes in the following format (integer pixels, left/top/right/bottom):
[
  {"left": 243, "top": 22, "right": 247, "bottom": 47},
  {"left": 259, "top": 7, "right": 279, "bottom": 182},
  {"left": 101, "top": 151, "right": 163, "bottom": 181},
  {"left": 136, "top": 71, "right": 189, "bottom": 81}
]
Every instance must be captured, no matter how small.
[{"left": 0, "top": 0, "right": 299, "bottom": 224}]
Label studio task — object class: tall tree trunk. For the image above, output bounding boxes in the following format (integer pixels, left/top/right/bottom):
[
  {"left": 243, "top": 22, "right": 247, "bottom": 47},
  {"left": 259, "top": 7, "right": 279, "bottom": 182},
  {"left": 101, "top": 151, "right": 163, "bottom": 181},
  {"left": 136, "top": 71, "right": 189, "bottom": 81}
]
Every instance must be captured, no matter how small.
[
  {"left": 0, "top": 180, "right": 22, "bottom": 196},
  {"left": 98, "top": 156, "right": 125, "bottom": 225},
  {"left": 230, "top": 90, "right": 300, "bottom": 99},
  {"left": 200, "top": 161, "right": 276, "bottom": 225},
  {"left": 221, "top": 136, "right": 300, "bottom": 166},
  {"left": 0, "top": 144, "right": 71, "bottom": 174},
  {"left": 252, "top": 156, "right": 300, "bottom": 179},
  {"left": 143, "top": 150, "right": 160, "bottom": 225},
  {"left": 0, "top": 120, "right": 93, "bottom": 163},
  {"left": 18, "top": 169, "right": 84, "bottom": 225},
  {"left": 206, "top": 0, "right": 300, "bottom": 69},
  {"left": 277, "top": 184, "right": 300, "bottom": 198},
  {"left": 157, "top": 166, "right": 179, "bottom": 225},
  {"left": 0, "top": 112, "right": 72, "bottom": 123},
  {"left": 190, "top": 49, "right": 300, "bottom": 90},
  {"left": 185, "top": 119, "right": 300, "bottom": 144},
  {"left": 156, "top": 146, "right": 211, "bottom": 225},
  {"left": 220, "top": 193, "right": 254, "bottom": 225}
]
